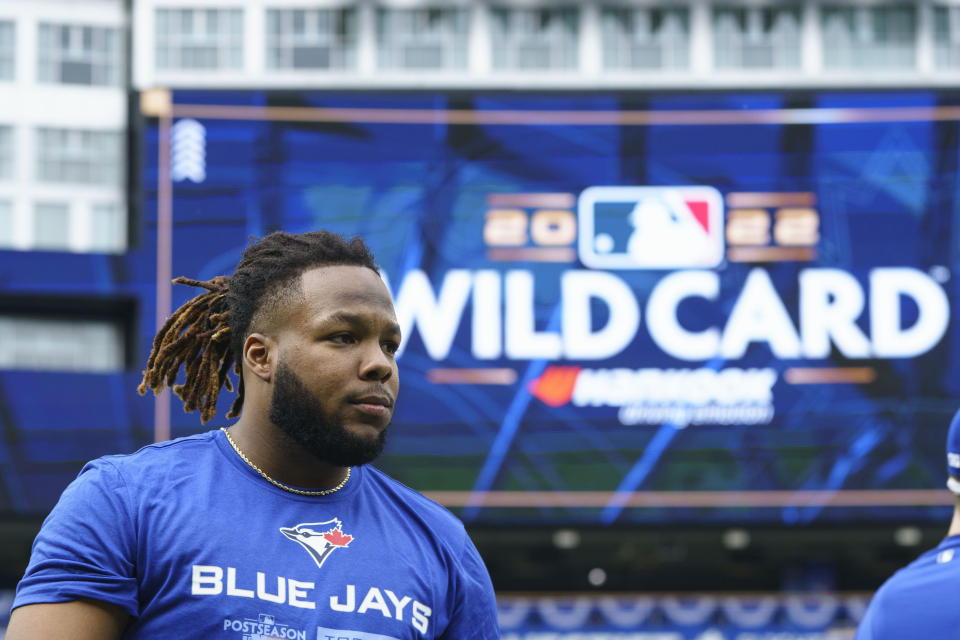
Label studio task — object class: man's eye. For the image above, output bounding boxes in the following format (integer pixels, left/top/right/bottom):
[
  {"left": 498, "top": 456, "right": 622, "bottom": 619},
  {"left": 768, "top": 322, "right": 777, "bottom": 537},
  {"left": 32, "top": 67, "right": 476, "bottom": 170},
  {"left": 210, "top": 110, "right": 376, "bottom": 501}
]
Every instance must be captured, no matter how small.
[
  {"left": 330, "top": 334, "right": 356, "bottom": 344},
  {"left": 382, "top": 341, "right": 400, "bottom": 355}
]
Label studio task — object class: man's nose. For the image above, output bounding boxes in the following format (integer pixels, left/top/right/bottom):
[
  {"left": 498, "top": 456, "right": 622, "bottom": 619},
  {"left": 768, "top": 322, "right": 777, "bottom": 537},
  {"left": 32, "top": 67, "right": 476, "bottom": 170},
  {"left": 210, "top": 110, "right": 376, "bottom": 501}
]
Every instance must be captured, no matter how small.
[{"left": 359, "top": 341, "right": 393, "bottom": 381}]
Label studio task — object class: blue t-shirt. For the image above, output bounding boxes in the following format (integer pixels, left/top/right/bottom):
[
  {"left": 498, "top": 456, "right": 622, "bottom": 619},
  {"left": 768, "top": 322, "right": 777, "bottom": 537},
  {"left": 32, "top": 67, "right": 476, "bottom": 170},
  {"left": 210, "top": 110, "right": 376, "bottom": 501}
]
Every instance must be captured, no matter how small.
[
  {"left": 14, "top": 430, "right": 500, "bottom": 639},
  {"left": 856, "top": 534, "right": 960, "bottom": 639}
]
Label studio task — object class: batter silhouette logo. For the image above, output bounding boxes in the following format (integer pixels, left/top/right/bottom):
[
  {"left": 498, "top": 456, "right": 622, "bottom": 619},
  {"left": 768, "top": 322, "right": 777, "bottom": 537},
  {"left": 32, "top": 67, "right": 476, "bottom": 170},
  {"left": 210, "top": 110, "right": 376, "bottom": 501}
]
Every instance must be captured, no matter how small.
[
  {"left": 577, "top": 186, "right": 724, "bottom": 269},
  {"left": 280, "top": 519, "right": 353, "bottom": 569}
]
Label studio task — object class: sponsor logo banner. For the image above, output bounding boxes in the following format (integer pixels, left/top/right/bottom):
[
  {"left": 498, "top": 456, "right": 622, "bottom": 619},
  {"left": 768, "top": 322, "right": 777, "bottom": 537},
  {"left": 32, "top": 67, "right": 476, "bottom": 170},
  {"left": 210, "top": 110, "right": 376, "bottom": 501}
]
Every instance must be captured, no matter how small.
[{"left": 528, "top": 366, "right": 776, "bottom": 427}]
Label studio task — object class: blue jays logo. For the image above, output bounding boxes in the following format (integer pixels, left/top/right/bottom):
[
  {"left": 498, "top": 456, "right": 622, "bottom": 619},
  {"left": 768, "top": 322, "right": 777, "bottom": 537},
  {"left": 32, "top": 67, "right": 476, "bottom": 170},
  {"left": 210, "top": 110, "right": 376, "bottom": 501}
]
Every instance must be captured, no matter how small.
[{"left": 280, "top": 519, "right": 353, "bottom": 569}]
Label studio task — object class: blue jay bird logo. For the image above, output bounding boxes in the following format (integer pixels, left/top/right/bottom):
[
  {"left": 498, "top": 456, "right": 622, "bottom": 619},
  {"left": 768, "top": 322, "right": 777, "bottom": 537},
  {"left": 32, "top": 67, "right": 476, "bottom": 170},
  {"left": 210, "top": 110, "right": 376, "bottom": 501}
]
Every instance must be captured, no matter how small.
[{"left": 279, "top": 519, "right": 353, "bottom": 569}]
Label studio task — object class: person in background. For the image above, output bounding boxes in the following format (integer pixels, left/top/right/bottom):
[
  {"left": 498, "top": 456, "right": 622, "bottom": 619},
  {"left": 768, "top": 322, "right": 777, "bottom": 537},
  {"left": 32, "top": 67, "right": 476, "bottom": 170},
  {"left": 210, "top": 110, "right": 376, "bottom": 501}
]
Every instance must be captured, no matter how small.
[
  {"left": 855, "top": 407, "right": 960, "bottom": 639},
  {"left": 7, "top": 230, "right": 500, "bottom": 640}
]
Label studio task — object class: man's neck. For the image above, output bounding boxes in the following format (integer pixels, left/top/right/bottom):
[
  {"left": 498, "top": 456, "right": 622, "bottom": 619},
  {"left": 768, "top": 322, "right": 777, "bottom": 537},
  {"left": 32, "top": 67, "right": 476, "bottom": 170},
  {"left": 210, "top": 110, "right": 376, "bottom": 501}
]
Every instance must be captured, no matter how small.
[
  {"left": 225, "top": 414, "right": 348, "bottom": 490},
  {"left": 947, "top": 503, "right": 960, "bottom": 538}
]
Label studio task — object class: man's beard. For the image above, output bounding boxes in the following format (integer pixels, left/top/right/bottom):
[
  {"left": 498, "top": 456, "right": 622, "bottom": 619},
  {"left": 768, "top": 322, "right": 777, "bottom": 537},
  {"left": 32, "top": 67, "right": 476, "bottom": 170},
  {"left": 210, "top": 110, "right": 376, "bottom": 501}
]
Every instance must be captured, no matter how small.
[{"left": 268, "top": 362, "right": 387, "bottom": 468}]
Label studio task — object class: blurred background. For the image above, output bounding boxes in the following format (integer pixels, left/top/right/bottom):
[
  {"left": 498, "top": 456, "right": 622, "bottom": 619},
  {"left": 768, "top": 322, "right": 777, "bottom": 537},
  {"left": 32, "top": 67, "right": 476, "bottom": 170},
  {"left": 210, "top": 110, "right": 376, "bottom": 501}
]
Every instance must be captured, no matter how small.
[{"left": 2, "top": 0, "right": 960, "bottom": 637}]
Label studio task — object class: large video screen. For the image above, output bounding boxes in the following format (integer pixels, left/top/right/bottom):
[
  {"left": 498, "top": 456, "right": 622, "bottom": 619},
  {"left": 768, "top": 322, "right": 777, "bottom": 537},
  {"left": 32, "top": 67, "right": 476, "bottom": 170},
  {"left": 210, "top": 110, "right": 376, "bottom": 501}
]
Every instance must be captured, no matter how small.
[{"left": 141, "top": 90, "right": 955, "bottom": 525}]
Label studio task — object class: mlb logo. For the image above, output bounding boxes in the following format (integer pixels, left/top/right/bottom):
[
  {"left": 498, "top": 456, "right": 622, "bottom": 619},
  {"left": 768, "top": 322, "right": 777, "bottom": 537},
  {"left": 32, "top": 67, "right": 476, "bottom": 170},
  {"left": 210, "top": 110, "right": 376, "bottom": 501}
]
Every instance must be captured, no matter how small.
[{"left": 577, "top": 186, "right": 724, "bottom": 269}]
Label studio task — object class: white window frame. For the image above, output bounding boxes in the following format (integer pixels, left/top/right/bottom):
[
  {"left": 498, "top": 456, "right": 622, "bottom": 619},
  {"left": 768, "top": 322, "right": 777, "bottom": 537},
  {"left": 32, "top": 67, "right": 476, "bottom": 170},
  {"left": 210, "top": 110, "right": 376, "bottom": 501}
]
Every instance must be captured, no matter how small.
[
  {"left": 0, "top": 199, "right": 12, "bottom": 249},
  {"left": 0, "top": 20, "right": 14, "bottom": 81},
  {"left": 712, "top": 5, "right": 802, "bottom": 70},
  {"left": 933, "top": 4, "right": 960, "bottom": 68},
  {"left": 0, "top": 125, "right": 12, "bottom": 180},
  {"left": 491, "top": 6, "right": 580, "bottom": 71},
  {"left": 600, "top": 5, "right": 690, "bottom": 71},
  {"left": 35, "top": 127, "right": 123, "bottom": 186},
  {"left": 821, "top": 3, "right": 917, "bottom": 70},
  {"left": 0, "top": 314, "right": 125, "bottom": 373},
  {"left": 155, "top": 7, "right": 244, "bottom": 71},
  {"left": 88, "top": 201, "right": 126, "bottom": 253},
  {"left": 32, "top": 201, "right": 72, "bottom": 251},
  {"left": 37, "top": 22, "right": 122, "bottom": 86},
  {"left": 377, "top": 7, "right": 470, "bottom": 71},
  {"left": 266, "top": 7, "right": 356, "bottom": 70},
  {"left": 0, "top": 197, "right": 126, "bottom": 254}
]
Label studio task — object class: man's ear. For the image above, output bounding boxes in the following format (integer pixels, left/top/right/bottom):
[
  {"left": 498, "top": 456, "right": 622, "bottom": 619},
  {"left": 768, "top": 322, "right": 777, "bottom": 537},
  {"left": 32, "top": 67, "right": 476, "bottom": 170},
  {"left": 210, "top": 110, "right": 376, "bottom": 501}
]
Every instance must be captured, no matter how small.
[{"left": 243, "top": 333, "right": 275, "bottom": 383}]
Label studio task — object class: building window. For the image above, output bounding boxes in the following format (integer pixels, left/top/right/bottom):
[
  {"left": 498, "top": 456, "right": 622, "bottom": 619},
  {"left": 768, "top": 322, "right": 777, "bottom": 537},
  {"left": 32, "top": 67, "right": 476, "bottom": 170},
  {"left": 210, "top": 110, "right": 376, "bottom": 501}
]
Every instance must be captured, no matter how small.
[
  {"left": 37, "top": 23, "right": 122, "bottom": 86},
  {"left": 11, "top": 200, "right": 127, "bottom": 253},
  {"left": 377, "top": 8, "right": 469, "bottom": 70},
  {"left": 32, "top": 202, "right": 71, "bottom": 251},
  {"left": 266, "top": 7, "right": 356, "bottom": 70},
  {"left": 0, "top": 21, "right": 14, "bottom": 80},
  {"left": 156, "top": 8, "right": 243, "bottom": 70},
  {"left": 601, "top": 6, "right": 689, "bottom": 70},
  {"left": 0, "top": 201, "right": 12, "bottom": 248},
  {"left": 934, "top": 5, "right": 960, "bottom": 69},
  {"left": 0, "top": 315, "right": 124, "bottom": 372},
  {"left": 491, "top": 7, "right": 579, "bottom": 70},
  {"left": 713, "top": 5, "right": 801, "bottom": 69},
  {"left": 35, "top": 127, "right": 122, "bottom": 186},
  {"left": 0, "top": 125, "right": 12, "bottom": 180},
  {"left": 821, "top": 4, "right": 916, "bottom": 70},
  {"left": 89, "top": 203, "right": 125, "bottom": 253}
]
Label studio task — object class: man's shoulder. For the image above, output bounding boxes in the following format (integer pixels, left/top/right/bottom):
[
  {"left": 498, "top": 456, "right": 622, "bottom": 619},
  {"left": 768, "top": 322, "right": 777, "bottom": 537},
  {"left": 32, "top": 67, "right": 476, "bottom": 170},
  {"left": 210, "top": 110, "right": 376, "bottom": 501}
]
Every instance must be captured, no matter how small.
[
  {"left": 900, "top": 536, "right": 960, "bottom": 577},
  {"left": 87, "top": 430, "right": 221, "bottom": 477},
  {"left": 872, "top": 538, "right": 960, "bottom": 601},
  {"left": 361, "top": 466, "right": 467, "bottom": 533},
  {"left": 860, "top": 540, "right": 960, "bottom": 638}
]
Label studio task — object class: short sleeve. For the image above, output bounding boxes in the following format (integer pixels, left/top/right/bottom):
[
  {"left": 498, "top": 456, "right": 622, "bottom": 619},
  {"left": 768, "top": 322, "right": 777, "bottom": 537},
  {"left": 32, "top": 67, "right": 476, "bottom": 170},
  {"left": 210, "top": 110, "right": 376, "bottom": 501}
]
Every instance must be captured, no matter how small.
[
  {"left": 440, "top": 533, "right": 500, "bottom": 639},
  {"left": 13, "top": 459, "right": 140, "bottom": 617}
]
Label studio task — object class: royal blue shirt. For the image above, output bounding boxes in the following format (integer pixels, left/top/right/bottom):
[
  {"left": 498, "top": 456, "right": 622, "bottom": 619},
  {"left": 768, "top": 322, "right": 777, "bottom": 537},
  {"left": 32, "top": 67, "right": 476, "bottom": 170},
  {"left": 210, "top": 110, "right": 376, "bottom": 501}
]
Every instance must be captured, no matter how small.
[
  {"left": 14, "top": 429, "right": 500, "bottom": 639},
  {"left": 856, "top": 533, "right": 960, "bottom": 639}
]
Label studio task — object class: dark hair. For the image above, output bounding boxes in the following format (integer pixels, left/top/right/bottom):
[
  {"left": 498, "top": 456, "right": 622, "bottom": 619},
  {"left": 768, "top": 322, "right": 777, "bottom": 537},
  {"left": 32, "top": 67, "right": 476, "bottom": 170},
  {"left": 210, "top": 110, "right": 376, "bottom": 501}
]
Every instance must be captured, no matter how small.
[{"left": 138, "top": 230, "right": 378, "bottom": 423}]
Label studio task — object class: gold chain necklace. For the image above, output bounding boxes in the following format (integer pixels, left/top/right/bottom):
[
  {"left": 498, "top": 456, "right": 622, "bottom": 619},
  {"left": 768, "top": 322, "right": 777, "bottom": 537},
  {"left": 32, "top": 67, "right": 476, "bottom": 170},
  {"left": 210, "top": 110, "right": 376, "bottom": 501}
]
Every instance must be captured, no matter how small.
[{"left": 221, "top": 428, "right": 350, "bottom": 496}]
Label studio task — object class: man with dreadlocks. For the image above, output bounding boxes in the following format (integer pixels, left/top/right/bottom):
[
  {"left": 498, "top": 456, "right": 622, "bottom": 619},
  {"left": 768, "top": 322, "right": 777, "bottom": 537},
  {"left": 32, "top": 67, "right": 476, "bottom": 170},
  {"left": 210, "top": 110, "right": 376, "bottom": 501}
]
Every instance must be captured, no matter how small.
[{"left": 7, "top": 231, "right": 500, "bottom": 639}]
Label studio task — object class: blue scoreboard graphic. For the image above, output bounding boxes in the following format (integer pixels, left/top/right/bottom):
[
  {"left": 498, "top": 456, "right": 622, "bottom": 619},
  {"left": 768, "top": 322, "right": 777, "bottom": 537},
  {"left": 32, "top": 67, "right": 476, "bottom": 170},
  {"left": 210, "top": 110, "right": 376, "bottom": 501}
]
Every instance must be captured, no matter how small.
[{"left": 3, "top": 90, "right": 960, "bottom": 526}]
